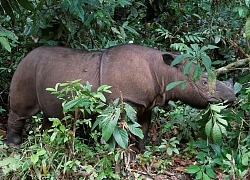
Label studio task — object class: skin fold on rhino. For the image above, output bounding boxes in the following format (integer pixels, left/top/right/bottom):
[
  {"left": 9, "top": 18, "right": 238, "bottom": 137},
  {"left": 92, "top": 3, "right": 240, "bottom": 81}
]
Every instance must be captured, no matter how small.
[{"left": 7, "top": 44, "right": 235, "bottom": 150}]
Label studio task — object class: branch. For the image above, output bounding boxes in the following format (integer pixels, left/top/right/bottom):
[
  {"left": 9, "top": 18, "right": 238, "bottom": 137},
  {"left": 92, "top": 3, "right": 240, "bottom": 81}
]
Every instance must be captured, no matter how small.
[
  {"left": 215, "top": 58, "right": 250, "bottom": 75},
  {"left": 227, "top": 39, "right": 250, "bottom": 58}
]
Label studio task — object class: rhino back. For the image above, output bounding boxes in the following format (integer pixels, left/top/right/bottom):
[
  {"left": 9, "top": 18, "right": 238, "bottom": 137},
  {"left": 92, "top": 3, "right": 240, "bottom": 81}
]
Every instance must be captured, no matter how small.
[
  {"left": 101, "top": 44, "right": 165, "bottom": 110},
  {"left": 11, "top": 46, "right": 102, "bottom": 119}
]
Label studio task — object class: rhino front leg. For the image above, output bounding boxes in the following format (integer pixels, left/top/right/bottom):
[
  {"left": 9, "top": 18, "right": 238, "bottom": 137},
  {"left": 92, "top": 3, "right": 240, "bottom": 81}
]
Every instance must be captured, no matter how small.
[
  {"left": 7, "top": 111, "right": 26, "bottom": 147},
  {"left": 137, "top": 110, "right": 152, "bottom": 151}
]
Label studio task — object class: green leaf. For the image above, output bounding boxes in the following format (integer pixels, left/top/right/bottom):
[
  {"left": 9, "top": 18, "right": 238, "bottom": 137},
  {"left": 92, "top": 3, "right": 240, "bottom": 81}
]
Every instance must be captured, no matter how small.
[
  {"left": 245, "top": 17, "right": 250, "bottom": 38},
  {"left": 170, "top": 54, "right": 193, "bottom": 66},
  {"left": 242, "top": 152, "right": 250, "bottom": 166},
  {"left": 128, "top": 122, "right": 144, "bottom": 139},
  {"left": 16, "top": 0, "right": 34, "bottom": 11},
  {"left": 31, "top": 154, "right": 39, "bottom": 164},
  {"left": 186, "top": 165, "right": 201, "bottom": 173},
  {"left": 215, "top": 114, "right": 228, "bottom": 126},
  {"left": 201, "top": 54, "right": 212, "bottom": 70},
  {"left": 166, "top": 81, "right": 186, "bottom": 91},
  {"left": 124, "top": 103, "right": 137, "bottom": 122},
  {"left": 0, "top": 27, "right": 18, "bottom": 41},
  {"left": 63, "top": 98, "right": 82, "bottom": 111},
  {"left": 37, "top": 149, "right": 46, "bottom": 156},
  {"left": 218, "top": 124, "right": 227, "bottom": 135},
  {"left": 214, "top": 36, "right": 220, "bottom": 44},
  {"left": 102, "top": 108, "right": 120, "bottom": 142},
  {"left": 193, "top": 63, "right": 202, "bottom": 82},
  {"left": 50, "top": 131, "right": 57, "bottom": 142},
  {"left": 94, "top": 92, "right": 106, "bottom": 102},
  {"left": 212, "top": 123, "right": 222, "bottom": 143},
  {"left": 210, "top": 104, "right": 228, "bottom": 113},
  {"left": 111, "top": 27, "right": 120, "bottom": 34},
  {"left": 191, "top": 44, "right": 199, "bottom": 52},
  {"left": 205, "top": 165, "right": 216, "bottom": 178},
  {"left": 183, "top": 61, "right": 193, "bottom": 76},
  {"left": 113, "top": 127, "right": 128, "bottom": 149},
  {"left": 45, "top": 87, "right": 56, "bottom": 92},
  {"left": 246, "top": 0, "right": 250, "bottom": 7},
  {"left": 205, "top": 119, "right": 213, "bottom": 137},
  {"left": 167, "top": 148, "right": 173, "bottom": 155},
  {"left": 0, "top": 37, "right": 11, "bottom": 52},
  {"left": 97, "top": 84, "right": 111, "bottom": 92},
  {"left": 202, "top": 172, "right": 210, "bottom": 180},
  {"left": 122, "top": 21, "right": 139, "bottom": 35},
  {"left": 181, "top": 81, "right": 187, "bottom": 90},
  {"left": 234, "top": 82, "right": 242, "bottom": 94}
]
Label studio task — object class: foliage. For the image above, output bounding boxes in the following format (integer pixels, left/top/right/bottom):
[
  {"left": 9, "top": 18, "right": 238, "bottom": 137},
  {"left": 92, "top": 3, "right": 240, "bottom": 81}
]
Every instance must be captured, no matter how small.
[
  {"left": 166, "top": 43, "right": 218, "bottom": 92},
  {"left": 0, "top": 81, "right": 144, "bottom": 179},
  {"left": 0, "top": 0, "right": 250, "bottom": 179}
]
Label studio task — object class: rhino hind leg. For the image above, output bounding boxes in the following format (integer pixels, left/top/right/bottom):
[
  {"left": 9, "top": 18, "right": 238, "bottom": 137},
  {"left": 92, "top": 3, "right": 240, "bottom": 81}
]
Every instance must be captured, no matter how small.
[
  {"left": 137, "top": 111, "right": 152, "bottom": 151},
  {"left": 7, "top": 111, "right": 27, "bottom": 147},
  {"left": 42, "top": 115, "right": 53, "bottom": 130}
]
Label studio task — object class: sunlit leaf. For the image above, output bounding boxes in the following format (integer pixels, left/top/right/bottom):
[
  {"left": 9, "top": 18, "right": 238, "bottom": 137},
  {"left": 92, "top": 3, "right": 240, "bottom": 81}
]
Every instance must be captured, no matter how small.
[
  {"left": 205, "top": 119, "right": 213, "bottom": 137},
  {"left": 31, "top": 154, "right": 39, "bottom": 164},
  {"left": 0, "top": 37, "right": 11, "bottom": 52},
  {"left": 234, "top": 82, "right": 242, "bottom": 94},
  {"left": 215, "top": 36, "right": 220, "bottom": 44},
  {"left": 245, "top": 17, "right": 250, "bottom": 38},
  {"left": 210, "top": 104, "right": 228, "bottom": 113},
  {"left": 185, "top": 165, "right": 200, "bottom": 173},
  {"left": 63, "top": 98, "right": 82, "bottom": 111}
]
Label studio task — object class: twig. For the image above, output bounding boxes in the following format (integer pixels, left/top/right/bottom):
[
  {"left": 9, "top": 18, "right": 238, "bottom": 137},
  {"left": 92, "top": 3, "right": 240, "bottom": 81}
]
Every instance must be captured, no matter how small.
[
  {"left": 215, "top": 57, "right": 250, "bottom": 75},
  {"left": 227, "top": 39, "right": 250, "bottom": 58}
]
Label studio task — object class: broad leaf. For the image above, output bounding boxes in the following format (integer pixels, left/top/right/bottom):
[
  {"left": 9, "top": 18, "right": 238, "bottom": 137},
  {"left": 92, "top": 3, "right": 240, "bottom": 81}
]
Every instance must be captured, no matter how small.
[
  {"left": 31, "top": 154, "right": 39, "bottom": 164},
  {"left": 205, "top": 119, "right": 213, "bottom": 137},
  {"left": 102, "top": 108, "right": 120, "bottom": 142},
  {"left": 0, "top": 37, "right": 11, "bottom": 52},
  {"left": 193, "top": 63, "right": 202, "bottom": 82},
  {"left": 201, "top": 54, "right": 212, "bottom": 70},
  {"left": 212, "top": 123, "right": 222, "bottom": 143},
  {"left": 166, "top": 81, "right": 186, "bottom": 91},
  {"left": 234, "top": 82, "right": 242, "bottom": 94},
  {"left": 185, "top": 165, "right": 200, "bottom": 173},
  {"left": 183, "top": 61, "right": 193, "bottom": 76},
  {"left": 113, "top": 127, "right": 128, "bottom": 149},
  {"left": 124, "top": 103, "right": 137, "bottom": 122},
  {"left": 16, "top": 0, "right": 34, "bottom": 11},
  {"left": 63, "top": 98, "right": 82, "bottom": 111},
  {"left": 210, "top": 104, "right": 228, "bottom": 113},
  {"left": 128, "top": 122, "right": 144, "bottom": 139},
  {"left": 170, "top": 54, "right": 192, "bottom": 67}
]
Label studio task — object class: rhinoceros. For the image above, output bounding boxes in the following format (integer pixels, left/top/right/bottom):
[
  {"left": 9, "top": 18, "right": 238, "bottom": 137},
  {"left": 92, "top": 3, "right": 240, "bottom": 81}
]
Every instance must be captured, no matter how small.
[{"left": 7, "top": 44, "right": 235, "bottom": 150}]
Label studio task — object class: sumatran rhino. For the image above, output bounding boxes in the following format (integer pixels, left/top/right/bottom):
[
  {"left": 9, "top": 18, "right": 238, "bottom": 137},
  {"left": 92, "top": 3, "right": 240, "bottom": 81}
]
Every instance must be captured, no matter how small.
[{"left": 7, "top": 44, "right": 235, "bottom": 150}]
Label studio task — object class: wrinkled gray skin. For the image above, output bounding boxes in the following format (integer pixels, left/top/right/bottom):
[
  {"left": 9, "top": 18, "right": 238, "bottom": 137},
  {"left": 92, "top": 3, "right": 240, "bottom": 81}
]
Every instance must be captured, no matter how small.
[{"left": 7, "top": 44, "right": 235, "bottom": 150}]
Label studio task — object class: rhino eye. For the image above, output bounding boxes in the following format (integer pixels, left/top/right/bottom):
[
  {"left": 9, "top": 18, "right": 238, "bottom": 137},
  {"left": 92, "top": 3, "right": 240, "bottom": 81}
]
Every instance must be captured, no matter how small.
[{"left": 202, "top": 80, "right": 208, "bottom": 85}]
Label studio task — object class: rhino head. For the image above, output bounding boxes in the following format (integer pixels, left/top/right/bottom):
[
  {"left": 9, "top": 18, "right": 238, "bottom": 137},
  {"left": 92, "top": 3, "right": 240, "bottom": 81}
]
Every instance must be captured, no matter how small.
[{"left": 163, "top": 53, "right": 235, "bottom": 109}]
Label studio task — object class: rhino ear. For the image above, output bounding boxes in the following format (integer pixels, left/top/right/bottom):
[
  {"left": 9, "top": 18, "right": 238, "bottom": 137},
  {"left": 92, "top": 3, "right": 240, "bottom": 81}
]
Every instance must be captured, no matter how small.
[
  {"left": 162, "top": 53, "right": 181, "bottom": 69},
  {"left": 162, "top": 53, "right": 175, "bottom": 65}
]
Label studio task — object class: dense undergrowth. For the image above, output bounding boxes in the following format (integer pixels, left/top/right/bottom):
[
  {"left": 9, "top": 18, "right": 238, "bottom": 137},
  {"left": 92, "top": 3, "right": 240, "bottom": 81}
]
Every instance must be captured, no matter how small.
[{"left": 0, "top": 0, "right": 250, "bottom": 179}]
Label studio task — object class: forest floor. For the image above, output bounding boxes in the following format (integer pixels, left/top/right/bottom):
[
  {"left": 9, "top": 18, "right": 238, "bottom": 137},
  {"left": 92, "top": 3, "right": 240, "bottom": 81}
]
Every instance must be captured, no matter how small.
[{"left": 0, "top": 113, "right": 249, "bottom": 179}]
